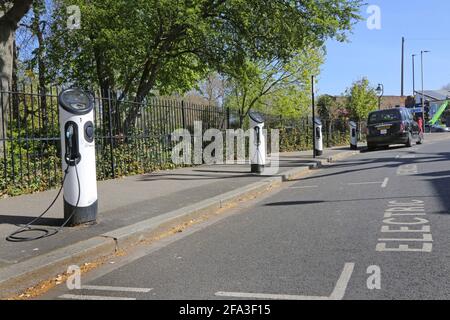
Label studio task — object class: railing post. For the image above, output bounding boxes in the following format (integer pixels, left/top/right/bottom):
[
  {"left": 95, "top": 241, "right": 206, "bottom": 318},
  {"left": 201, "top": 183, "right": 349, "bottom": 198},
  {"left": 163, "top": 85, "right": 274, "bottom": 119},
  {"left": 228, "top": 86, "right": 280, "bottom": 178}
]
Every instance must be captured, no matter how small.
[
  {"left": 0, "top": 82, "right": 7, "bottom": 183},
  {"left": 107, "top": 90, "right": 116, "bottom": 179},
  {"left": 181, "top": 100, "right": 186, "bottom": 129},
  {"left": 226, "top": 107, "right": 230, "bottom": 129}
]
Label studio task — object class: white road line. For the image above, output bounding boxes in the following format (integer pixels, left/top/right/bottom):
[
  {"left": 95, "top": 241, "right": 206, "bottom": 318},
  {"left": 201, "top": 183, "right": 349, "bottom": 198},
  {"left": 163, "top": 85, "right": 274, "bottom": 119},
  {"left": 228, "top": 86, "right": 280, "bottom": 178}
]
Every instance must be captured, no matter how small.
[
  {"left": 348, "top": 182, "right": 382, "bottom": 186},
  {"left": 290, "top": 186, "right": 318, "bottom": 189},
  {"left": 381, "top": 178, "right": 389, "bottom": 188},
  {"left": 215, "top": 292, "right": 328, "bottom": 300},
  {"left": 59, "top": 294, "right": 136, "bottom": 300},
  {"left": 397, "top": 164, "right": 418, "bottom": 175},
  {"left": 80, "top": 285, "right": 153, "bottom": 293},
  {"left": 215, "top": 262, "right": 355, "bottom": 301},
  {"left": 329, "top": 263, "right": 355, "bottom": 300}
]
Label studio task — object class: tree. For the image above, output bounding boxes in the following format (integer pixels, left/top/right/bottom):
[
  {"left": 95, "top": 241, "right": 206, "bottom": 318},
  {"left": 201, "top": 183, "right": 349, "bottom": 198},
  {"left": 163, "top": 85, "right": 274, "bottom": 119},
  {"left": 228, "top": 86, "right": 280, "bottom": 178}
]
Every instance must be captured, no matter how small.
[
  {"left": 317, "top": 94, "right": 347, "bottom": 144},
  {"left": 345, "top": 78, "right": 378, "bottom": 122},
  {"left": 225, "top": 47, "right": 324, "bottom": 126},
  {"left": 197, "top": 72, "right": 227, "bottom": 107},
  {"left": 0, "top": 0, "right": 34, "bottom": 88},
  {"left": 317, "top": 95, "right": 342, "bottom": 121},
  {"left": 0, "top": 0, "right": 34, "bottom": 150},
  {"left": 45, "top": 0, "right": 362, "bottom": 129}
]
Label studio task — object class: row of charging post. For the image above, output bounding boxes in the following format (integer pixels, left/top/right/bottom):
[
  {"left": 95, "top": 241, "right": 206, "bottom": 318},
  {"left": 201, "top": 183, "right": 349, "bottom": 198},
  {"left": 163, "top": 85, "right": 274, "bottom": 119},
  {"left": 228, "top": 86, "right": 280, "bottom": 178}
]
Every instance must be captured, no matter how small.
[
  {"left": 315, "top": 119, "right": 359, "bottom": 155},
  {"left": 56, "top": 88, "right": 360, "bottom": 227},
  {"left": 250, "top": 116, "right": 359, "bottom": 170}
]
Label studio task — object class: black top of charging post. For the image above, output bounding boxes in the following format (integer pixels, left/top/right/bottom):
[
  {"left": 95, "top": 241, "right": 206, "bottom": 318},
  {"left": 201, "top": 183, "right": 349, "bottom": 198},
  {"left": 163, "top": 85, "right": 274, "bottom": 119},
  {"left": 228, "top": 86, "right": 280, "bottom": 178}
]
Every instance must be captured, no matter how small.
[
  {"left": 59, "top": 88, "right": 94, "bottom": 115},
  {"left": 249, "top": 111, "right": 265, "bottom": 124}
]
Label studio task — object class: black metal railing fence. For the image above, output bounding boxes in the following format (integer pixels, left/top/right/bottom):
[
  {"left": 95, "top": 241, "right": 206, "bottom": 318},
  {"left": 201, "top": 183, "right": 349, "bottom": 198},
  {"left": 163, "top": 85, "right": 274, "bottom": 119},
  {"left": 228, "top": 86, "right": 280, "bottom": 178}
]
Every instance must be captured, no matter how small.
[{"left": 0, "top": 84, "right": 353, "bottom": 196}]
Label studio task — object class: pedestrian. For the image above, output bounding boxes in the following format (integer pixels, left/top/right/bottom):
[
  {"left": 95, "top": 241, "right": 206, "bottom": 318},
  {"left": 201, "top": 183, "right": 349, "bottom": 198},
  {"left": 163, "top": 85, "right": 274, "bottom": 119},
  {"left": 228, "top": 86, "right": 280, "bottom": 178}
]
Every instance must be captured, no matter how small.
[{"left": 417, "top": 116, "right": 424, "bottom": 133}]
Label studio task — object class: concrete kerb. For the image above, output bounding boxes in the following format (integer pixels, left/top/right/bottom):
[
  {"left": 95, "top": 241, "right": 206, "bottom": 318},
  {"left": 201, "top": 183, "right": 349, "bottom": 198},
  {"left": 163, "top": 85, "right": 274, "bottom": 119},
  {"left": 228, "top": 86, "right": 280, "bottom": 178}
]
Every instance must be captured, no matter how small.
[
  {"left": 0, "top": 149, "right": 357, "bottom": 299},
  {"left": 0, "top": 237, "right": 116, "bottom": 299}
]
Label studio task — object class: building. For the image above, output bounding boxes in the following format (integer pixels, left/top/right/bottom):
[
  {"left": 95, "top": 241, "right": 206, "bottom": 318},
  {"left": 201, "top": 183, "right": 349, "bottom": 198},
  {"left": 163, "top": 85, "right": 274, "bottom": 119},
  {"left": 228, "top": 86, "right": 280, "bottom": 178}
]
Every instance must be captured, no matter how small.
[
  {"left": 414, "top": 90, "right": 450, "bottom": 105},
  {"left": 335, "top": 96, "right": 409, "bottom": 110},
  {"left": 378, "top": 96, "right": 409, "bottom": 110},
  {"left": 413, "top": 90, "right": 450, "bottom": 124}
]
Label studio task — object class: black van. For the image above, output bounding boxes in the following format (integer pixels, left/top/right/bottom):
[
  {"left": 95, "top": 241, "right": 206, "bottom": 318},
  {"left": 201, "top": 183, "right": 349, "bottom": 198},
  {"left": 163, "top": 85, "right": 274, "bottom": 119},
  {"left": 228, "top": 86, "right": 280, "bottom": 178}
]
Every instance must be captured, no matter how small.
[{"left": 367, "top": 107, "right": 423, "bottom": 151}]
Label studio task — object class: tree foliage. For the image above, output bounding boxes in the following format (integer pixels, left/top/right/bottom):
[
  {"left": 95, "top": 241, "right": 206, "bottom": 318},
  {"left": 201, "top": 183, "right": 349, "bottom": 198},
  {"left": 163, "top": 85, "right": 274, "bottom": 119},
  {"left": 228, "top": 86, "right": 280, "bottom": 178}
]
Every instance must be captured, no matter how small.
[
  {"left": 224, "top": 47, "right": 325, "bottom": 124},
  {"left": 317, "top": 94, "right": 345, "bottom": 121},
  {"left": 44, "top": 0, "right": 362, "bottom": 126},
  {"left": 345, "top": 77, "right": 378, "bottom": 122}
]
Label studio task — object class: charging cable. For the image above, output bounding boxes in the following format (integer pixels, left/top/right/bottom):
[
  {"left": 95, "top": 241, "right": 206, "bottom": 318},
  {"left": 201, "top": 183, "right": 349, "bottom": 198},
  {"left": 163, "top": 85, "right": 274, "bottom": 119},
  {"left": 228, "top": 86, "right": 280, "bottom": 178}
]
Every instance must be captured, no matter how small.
[{"left": 6, "top": 163, "right": 81, "bottom": 242}]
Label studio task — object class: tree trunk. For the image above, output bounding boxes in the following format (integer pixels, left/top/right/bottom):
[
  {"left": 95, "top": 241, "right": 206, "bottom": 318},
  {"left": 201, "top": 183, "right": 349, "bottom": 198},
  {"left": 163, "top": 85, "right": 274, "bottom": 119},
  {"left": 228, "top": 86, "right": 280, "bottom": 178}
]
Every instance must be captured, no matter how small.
[
  {"left": 0, "top": 0, "right": 34, "bottom": 153},
  {"left": 0, "top": 22, "right": 15, "bottom": 153},
  {"left": 31, "top": 3, "right": 49, "bottom": 134}
]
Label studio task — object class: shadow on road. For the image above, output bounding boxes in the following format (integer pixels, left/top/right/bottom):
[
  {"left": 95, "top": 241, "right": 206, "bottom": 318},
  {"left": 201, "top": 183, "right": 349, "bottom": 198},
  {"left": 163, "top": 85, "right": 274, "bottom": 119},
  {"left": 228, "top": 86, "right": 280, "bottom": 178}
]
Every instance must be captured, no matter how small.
[{"left": 0, "top": 215, "right": 63, "bottom": 227}]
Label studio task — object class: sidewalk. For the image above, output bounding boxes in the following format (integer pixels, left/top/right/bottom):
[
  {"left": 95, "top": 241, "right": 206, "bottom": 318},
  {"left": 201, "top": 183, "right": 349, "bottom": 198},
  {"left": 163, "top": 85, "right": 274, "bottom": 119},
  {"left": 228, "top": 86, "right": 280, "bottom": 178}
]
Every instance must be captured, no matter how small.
[{"left": 0, "top": 145, "right": 359, "bottom": 298}]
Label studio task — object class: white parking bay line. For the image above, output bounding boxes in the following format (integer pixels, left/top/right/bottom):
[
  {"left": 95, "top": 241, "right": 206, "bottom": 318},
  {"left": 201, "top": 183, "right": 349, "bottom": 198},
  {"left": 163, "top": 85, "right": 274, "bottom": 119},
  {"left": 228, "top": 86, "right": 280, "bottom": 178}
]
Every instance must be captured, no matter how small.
[
  {"left": 81, "top": 285, "right": 153, "bottom": 293},
  {"left": 59, "top": 294, "right": 136, "bottom": 300},
  {"left": 290, "top": 186, "right": 318, "bottom": 189},
  {"left": 381, "top": 178, "right": 389, "bottom": 188},
  {"left": 215, "top": 263, "right": 355, "bottom": 301},
  {"left": 348, "top": 182, "right": 382, "bottom": 186},
  {"left": 215, "top": 292, "right": 329, "bottom": 300},
  {"left": 329, "top": 263, "right": 355, "bottom": 300}
]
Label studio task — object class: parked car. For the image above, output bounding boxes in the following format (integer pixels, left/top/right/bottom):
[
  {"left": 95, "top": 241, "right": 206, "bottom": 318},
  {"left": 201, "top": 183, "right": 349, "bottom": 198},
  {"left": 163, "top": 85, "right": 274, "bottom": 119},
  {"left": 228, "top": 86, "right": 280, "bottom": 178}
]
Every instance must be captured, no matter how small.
[
  {"left": 424, "top": 124, "right": 450, "bottom": 133},
  {"left": 367, "top": 108, "right": 423, "bottom": 151}
]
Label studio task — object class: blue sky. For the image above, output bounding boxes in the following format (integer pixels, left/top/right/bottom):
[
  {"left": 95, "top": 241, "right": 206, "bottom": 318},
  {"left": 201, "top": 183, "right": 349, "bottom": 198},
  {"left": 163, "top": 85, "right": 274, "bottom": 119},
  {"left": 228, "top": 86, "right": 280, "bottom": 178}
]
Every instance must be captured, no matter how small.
[{"left": 318, "top": 0, "right": 450, "bottom": 96}]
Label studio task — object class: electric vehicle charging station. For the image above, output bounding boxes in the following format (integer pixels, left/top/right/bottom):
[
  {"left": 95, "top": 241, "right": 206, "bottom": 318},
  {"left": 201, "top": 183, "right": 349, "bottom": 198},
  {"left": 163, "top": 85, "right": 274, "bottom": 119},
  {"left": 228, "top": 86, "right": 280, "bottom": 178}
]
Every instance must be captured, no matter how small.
[
  {"left": 314, "top": 118, "right": 323, "bottom": 156},
  {"left": 349, "top": 121, "right": 358, "bottom": 150},
  {"left": 249, "top": 111, "right": 266, "bottom": 174},
  {"left": 59, "top": 88, "right": 98, "bottom": 226}
]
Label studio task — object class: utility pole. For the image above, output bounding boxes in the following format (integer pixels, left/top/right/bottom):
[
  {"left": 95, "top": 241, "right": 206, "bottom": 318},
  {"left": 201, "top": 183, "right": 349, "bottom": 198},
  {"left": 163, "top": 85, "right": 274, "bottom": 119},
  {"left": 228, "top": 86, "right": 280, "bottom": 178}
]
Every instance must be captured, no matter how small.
[
  {"left": 412, "top": 54, "right": 417, "bottom": 96},
  {"left": 311, "top": 75, "right": 316, "bottom": 159},
  {"left": 401, "top": 37, "right": 405, "bottom": 97},
  {"left": 421, "top": 50, "right": 430, "bottom": 136}
]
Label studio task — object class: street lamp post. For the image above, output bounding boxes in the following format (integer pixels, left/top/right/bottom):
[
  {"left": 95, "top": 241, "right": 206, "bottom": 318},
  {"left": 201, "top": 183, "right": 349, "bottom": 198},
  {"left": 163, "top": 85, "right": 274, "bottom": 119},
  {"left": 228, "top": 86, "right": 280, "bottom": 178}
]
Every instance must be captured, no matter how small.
[
  {"left": 311, "top": 75, "right": 316, "bottom": 159},
  {"left": 376, "top": 84, "right": 384, "bottom": 110},
  {"left": 421, "top": 50, "right": 430, "bottom": 134}
]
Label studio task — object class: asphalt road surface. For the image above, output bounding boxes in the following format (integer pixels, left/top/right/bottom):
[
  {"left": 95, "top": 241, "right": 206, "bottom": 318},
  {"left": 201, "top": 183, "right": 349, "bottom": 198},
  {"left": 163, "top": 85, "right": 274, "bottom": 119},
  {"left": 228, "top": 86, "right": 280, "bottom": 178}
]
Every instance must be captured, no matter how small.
[{"left": 43, "top": 135, "right": 450, "bottom": 300}]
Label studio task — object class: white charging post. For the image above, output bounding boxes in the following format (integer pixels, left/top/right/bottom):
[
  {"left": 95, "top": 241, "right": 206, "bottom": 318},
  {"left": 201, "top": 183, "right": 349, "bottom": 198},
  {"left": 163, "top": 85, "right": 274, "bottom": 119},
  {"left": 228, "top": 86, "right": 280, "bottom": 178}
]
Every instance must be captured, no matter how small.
[
  {"left": 58, "top": 88, "right": 98, "bottom": 226},
  {"left": 249, "top": 111, "right": 266, "bottom": 174},
  {"left": 349, "top": 121, "right": 358, "bottom": 150},
  {"left": 314, "top": 118, "right": 323, "bottom": 156}
]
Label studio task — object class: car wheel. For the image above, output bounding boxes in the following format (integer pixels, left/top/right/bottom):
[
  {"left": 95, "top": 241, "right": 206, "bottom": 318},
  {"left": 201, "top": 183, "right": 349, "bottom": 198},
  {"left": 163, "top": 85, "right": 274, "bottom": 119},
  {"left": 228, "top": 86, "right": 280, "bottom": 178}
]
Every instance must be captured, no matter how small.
[{"left": 406, "top": 132, "right": 413, "bottom": 147}]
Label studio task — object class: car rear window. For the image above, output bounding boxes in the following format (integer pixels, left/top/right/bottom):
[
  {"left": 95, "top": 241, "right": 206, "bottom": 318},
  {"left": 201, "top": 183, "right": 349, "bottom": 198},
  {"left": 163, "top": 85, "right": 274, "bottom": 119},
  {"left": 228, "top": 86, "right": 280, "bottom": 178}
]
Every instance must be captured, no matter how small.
[{"left": 368, "top": 110, "right": 402, "bottom": 124}]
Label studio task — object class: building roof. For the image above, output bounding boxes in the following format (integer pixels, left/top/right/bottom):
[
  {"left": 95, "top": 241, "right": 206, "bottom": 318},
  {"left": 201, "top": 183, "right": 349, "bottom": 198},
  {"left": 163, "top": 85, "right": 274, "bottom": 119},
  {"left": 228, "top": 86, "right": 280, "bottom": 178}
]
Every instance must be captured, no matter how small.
[{"left": 415, "top": 90, "right": 450, "bottom": 102}]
